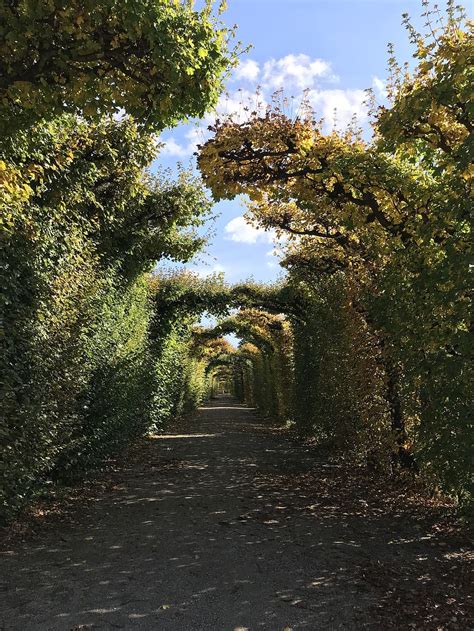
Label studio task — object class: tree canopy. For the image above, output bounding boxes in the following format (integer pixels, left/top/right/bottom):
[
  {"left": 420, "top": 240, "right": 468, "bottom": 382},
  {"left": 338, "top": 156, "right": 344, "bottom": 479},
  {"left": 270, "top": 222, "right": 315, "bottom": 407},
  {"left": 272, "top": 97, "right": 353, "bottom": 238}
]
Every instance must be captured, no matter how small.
[
  {"left": 198, "top": 4, "right": 472, "bottom": 500},
  {"left": 1, "top": 0, "right": 472, "bottom": 524},
  {"left": 0, "top": 0, "right": 236, "bottom": 133}
]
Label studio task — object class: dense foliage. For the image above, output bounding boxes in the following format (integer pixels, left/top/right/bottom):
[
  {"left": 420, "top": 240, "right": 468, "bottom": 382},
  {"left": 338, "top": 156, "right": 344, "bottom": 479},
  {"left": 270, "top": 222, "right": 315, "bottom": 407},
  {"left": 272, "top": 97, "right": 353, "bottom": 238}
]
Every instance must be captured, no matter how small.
[
  {"left": 0, "top": 0, "right": 236, "bottom": 523},
  {"left": 198, "top": 5, "right": 472, "bottom": 503},
  {"left": 195, "top": 306, "right": 292, "bottom": 421},
  {"left": 0, "top": 0, "right": 234, "bottom": 134},
  {"left": 0, "top": 114, "right": 215, "bottom": 520},
  {"left": 1, "top": 1, "right": 471, "bottom": 524}
]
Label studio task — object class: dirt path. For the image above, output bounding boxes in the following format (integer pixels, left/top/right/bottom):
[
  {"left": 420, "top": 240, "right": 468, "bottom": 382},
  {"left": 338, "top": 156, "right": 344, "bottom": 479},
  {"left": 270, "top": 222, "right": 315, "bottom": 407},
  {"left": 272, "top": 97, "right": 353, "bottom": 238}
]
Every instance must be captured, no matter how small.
[{"left": 0, "top": 397, "right": 471, "bottom": 630}]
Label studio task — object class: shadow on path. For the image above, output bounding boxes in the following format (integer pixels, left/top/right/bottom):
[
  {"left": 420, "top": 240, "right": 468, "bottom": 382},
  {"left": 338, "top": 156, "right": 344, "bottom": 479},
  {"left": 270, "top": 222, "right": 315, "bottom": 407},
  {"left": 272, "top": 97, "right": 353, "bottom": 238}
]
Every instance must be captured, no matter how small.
[{"left": 0, "top": 397, "right": 470, "bottom": 630}]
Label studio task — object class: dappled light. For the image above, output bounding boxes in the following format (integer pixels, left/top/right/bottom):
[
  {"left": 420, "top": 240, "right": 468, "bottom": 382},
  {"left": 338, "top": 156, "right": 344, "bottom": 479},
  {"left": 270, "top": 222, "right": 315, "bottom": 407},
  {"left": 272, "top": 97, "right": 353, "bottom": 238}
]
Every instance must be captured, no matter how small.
[
  {"left": 0, "top": 0, "right": 471, "bottom": 629},
  {"left": 150, "top": 433, "right": 221, "bottom": 440},
  {"left": 1, "top": 398, "right": 470, "bottom": 630}
]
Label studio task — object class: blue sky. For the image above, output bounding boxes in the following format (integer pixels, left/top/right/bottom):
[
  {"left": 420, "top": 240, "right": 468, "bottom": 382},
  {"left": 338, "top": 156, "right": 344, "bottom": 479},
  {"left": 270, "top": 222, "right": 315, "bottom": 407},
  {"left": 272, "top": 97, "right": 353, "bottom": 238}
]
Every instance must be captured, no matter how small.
[{"left": 153, "top": 0, "right": 443, "bottom": 284}]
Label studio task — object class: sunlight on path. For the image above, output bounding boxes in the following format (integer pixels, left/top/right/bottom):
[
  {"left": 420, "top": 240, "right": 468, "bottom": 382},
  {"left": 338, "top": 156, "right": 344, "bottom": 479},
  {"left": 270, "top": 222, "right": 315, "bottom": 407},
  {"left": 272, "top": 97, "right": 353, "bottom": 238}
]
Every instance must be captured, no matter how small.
[
  {"left": 151, "top": 434, "right": 222, "bottom": 439},
  {"left": 0, "top": 397, "right": 460, "bottom": 630}
]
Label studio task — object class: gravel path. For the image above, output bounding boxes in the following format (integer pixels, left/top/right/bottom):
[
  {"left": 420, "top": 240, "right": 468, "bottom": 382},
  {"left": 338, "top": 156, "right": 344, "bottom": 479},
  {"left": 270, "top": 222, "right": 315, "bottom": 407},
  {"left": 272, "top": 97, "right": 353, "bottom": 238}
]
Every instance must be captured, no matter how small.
[{"left": 0, "top": 397, "right": 469, "bottom": 630}]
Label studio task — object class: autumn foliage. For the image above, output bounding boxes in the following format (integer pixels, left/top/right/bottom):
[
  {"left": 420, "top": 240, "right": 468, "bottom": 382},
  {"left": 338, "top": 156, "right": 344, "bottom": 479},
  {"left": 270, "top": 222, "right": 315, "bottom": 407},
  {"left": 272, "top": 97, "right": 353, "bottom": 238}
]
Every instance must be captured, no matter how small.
[
  {"left": 198, "top": 4, "right": 472, "bottom": 503},
  {"left": 0, "top": 1, "right": 471, "bottom": 524},
  {"left": 0, "top": 0, "right": 235, "bottom": 523}
]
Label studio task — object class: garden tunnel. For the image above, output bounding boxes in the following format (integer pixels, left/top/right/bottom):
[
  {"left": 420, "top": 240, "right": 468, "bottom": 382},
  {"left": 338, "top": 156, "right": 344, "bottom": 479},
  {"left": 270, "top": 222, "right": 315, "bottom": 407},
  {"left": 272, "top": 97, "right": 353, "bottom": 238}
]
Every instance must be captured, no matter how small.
[
  {"left": 0, "top": 0, "right": 471, "bottom": 537},
  {"left": 193, "top": 309, "right": 292, "bottom": 421}
]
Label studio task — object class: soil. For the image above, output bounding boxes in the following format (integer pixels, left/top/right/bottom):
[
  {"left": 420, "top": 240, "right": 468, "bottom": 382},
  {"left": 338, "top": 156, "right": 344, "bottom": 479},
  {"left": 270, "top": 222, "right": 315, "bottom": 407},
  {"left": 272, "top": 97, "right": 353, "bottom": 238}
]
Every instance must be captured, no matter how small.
[{"left": 0, "top": 396, "right": 472, "bottom": 630}]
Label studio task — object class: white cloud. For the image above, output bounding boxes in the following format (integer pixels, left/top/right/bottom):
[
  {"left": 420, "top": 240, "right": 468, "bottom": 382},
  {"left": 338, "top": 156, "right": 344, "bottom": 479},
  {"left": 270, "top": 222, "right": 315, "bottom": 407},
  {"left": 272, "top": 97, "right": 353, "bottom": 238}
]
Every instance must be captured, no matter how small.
[
  {"left": 224, "top": 216, "right": 275, "bottom": 244},
  {"left": 159, "top": 88, "right": 269, "bottom": 158},
  {"left": 265, "top": 236, "right": 288, "bottom": 266},
  {"left": 159, "top": 137, "right": 191, "bottom": 157},
  {"left": 159, "top": 122, "right": 211, "bottom": 157},
  {"left": 308, "top": 88, "right": 368, "bottom": 129},
  {"left": 194, "top": 263, "right": 226, "bottom": 278},
  {"left": 215, "top": 89, "right": 269, "bottom": 123},
  {"left": 262, "top": 54, "right": 335, "bottom": 90},
  {"left": 234, "top": 59, "right": 260, "bottom": 82},
  {"left": 372, "top": 76, "right": 388, "bottom": 99},
  {"left": 159, "top": 55, "right": 369, "bottom": 159},
  {"left": 266, "top": 248, "right": 280, "bottom": 269}
]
